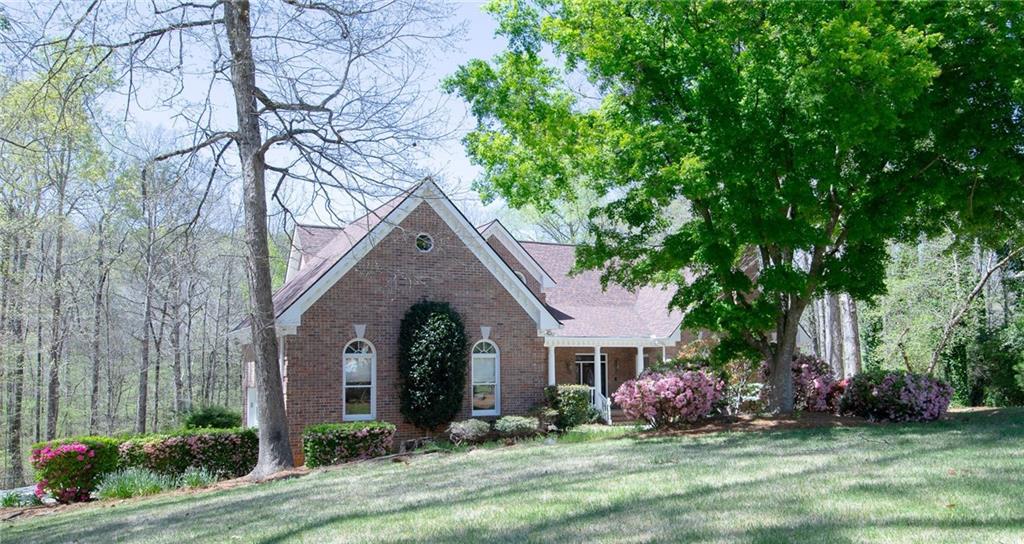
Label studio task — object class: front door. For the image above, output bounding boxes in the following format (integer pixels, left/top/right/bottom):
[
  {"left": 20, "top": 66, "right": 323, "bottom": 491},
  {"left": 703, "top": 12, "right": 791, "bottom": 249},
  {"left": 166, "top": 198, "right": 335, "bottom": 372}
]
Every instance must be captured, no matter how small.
[{"left": 575, "top": 354, "right": 608, "bottom": 397}]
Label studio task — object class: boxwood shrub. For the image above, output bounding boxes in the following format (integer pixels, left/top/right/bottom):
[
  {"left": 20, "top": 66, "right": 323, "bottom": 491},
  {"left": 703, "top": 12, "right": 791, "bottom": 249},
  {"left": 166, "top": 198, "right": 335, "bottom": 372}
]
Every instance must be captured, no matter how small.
[
  {"left": 494, "top": 416, "right": 539, "bottom": 439},
  {"left": 30, "top": 436, "right": 121, "bottom": 503},
  {"left": 544, "top": 384, "right": 592, "bottom": 430},
  {"left": 118, "top": 427, "right": 257, "bottom": 478},
  {"left": 182, "top": 405, "right": 242, "bottom": 429},
  {"left": 302, "top": 421, "right": 396, "bottom": 468},
  {"left": 446, "top": 419, "right": 491, "bottom": 445}
]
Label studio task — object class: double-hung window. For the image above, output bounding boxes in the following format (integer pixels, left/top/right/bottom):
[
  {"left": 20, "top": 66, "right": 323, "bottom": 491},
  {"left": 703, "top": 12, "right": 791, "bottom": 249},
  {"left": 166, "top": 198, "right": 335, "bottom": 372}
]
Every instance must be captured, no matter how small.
[
  {"left": 343, "top": 340, "right": 376, "bottom": 421},
  {"left": 471, "top": 341, "right": 500, "bottom": 416}
]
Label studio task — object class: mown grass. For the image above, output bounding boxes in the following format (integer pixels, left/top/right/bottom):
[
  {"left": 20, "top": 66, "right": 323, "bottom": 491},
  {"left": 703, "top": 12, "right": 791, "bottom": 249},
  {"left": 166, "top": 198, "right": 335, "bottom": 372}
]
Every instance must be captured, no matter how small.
[{"left": 3, "top": 409, "right": 1022, "bottom": 543}]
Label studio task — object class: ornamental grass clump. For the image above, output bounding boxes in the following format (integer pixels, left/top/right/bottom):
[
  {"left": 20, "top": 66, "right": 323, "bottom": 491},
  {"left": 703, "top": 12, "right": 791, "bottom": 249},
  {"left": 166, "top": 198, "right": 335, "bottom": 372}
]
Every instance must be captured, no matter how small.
[
  {"left": 840, "top": 369, "right": 953, "bottom": 422},
  {"left": 613, "top": 369, "right": 724, "bottom": 427},
  {"left": 95, "top": 467, "right": 176, "bottom": 500}
]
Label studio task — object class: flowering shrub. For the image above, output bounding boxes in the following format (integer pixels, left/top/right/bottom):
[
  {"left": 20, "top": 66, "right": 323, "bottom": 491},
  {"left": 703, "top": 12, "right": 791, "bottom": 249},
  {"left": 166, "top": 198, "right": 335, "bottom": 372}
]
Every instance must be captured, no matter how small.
[
  {"left": 447, "top": 419, "right": 491, "bottom": 445},
  {"left": 543, "top": 384, "right": 592, "bottom": 430},
  {"left": 791, "top": 354, "right": 842, "bottom": 412},
  {"left": 839, "top": 369, "right": 953, "bottom": 422},
  {"left": 493, "top": 416, "right": 539, "bottom": 439},
  {"left": 30, "top": 436, "right": 120, "bottom": 503},
  {"left": 759, "top": 354, "right": 843, "bottom": 413},
  {"left": 302, "top": 421, "right": 396, "bottom": 468},
  {"left": 119, "top": 427, "right": 257, "bottom": 478},
  {"left": 613, "top": 369, "right": 725, "bottom": 427}
]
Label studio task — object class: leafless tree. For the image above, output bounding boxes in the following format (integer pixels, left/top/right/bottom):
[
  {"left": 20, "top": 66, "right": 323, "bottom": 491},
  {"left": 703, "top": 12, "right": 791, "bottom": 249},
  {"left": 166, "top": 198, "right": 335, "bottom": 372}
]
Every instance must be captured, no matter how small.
[{"left": 4, "top": 0, "right": 458, "bottom": 477}]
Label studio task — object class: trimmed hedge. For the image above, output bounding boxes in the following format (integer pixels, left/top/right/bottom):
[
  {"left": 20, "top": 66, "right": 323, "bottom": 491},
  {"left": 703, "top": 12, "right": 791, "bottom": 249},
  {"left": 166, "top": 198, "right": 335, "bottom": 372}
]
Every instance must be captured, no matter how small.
[
  {"left": 119, "top": 427, "right": 257, "bottom": 478},
  {"left": 544, "top": 384, "right": 592, "bottom": 430},
  {"left": 494, "top": 416, "right": 539, "bottom": 438},
  {"left": 302, "top": 422, "right": 396, "bottom": 468},
  {"left": 398, "top": 301, "right": 468, "bottom": 430},
  {"left": 30, "top": 436, "right": 120, "bottom": 503}
]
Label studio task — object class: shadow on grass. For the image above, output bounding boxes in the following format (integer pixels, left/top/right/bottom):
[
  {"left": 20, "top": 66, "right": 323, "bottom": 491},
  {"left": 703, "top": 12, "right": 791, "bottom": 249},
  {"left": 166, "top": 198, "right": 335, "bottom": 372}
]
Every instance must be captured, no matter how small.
[{"left": 5, "top": 408, "right": 1022, "bottom": 543}]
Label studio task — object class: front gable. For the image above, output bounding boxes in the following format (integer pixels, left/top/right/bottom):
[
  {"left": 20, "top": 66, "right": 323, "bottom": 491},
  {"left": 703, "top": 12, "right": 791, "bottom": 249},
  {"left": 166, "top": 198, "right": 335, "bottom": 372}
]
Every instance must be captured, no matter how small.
[{"left": 277, "top": 181, "right": 560, "bottom": 332}]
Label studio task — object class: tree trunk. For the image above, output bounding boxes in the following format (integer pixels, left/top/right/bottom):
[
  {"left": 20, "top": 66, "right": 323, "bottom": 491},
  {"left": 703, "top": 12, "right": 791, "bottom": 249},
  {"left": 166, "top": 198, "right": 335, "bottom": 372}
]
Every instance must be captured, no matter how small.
[
  {"left": 171, "top": 284, "right": 185, "bottom": 421},
  {"left": 46, "top": 174, "right": 67, "bottom": 440},
  {"left": 766, "top": 300, "right": 806, "bottom": 413},
  {"left": 34, "top": 239, "right": 44, "bottom": 443},
  {"left": 224, "top": 0, "right": 294, "bottom": 477},
  {"left": 89, "top": 221, "right": 106, "bottom": 433},
  {"left": 136, "top": 174, "right": 156, "bottom": 434},
  {"left": 826, "top": 293, "right": 844, "bottom": 377},
  {"left": 4, "top": 221, "right": 31, "bottom": 487},
  {"left": 840, "top": 294, "right": 862, "bottom": 378},
  {"left": 152, "top": 301, "right": 167, "bottom": 431}
]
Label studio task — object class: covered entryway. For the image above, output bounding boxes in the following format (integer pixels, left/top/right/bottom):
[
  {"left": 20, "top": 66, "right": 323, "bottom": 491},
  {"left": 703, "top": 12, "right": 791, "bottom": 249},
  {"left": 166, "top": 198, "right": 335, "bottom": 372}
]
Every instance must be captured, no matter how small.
[{"left": 544, "top": 337, "right": 678, "bottom": 423}]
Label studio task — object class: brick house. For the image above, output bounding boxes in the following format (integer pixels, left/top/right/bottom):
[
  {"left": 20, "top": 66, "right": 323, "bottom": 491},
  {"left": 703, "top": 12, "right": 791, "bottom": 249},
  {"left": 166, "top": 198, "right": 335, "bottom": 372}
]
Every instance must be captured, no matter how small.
[{"left": 236, "top": 180, "right": 693, "bottom": 462}]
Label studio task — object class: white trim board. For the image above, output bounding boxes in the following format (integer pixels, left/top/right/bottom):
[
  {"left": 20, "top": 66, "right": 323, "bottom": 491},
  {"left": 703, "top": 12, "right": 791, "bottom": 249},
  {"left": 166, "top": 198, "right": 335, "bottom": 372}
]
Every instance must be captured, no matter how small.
[
  {"left": 277, "top": 180, "right": 561, "bottom": 332},
  {"left": 480, "top": 220, "right": 556, "bottom": 292}
]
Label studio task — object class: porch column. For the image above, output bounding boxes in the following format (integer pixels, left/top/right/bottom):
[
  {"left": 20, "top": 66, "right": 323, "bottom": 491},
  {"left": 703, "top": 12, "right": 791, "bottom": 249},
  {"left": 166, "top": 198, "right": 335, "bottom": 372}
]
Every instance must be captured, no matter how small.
[
  {"left": 593, "top": 346, "right": 603, "bottom": 398},
  {"left": 662, "top": 345, "right": 667, "bottom": 362},
  {"left": 635, "top": 346, "right": 644, "bottom": 377},
  {"left": 547, "top": 345, "right": 556, "bottom": 386}
]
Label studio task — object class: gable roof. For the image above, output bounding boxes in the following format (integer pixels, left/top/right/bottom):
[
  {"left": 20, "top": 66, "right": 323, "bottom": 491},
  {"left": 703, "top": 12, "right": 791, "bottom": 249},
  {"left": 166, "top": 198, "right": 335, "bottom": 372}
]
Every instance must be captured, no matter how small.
[
  {"left": 267, "top": 181, "right": 560, "bottom": 334},
  {"left": 519, "top": 241, "right": 686, "bottom": 340},
  {"left": 479, "top": 219, "right": 556, "bottom": 291}
]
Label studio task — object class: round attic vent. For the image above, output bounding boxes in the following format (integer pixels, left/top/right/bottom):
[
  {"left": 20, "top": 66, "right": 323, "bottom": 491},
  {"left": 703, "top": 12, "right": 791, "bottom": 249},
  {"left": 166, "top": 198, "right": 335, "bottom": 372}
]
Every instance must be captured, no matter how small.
[{"left": 415, "top": 233, "right": 434, "bottom": 253}]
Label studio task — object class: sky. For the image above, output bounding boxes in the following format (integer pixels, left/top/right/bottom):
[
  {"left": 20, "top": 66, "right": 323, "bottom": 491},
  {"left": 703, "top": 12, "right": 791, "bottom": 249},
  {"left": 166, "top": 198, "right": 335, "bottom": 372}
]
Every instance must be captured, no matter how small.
[{"left": 5, "top": 0, "right": 512, "bottom": 229}]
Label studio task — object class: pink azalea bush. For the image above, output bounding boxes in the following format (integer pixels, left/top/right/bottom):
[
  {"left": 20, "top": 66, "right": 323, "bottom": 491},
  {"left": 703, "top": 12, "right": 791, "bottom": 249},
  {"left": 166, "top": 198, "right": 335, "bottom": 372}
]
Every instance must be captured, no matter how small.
[
  {"left": 613, "top": 369, "right": 725, "bottom": 427},
  {"left": 30, "top": 437, "right": 120, "bottom": 503},
  {"left": 302, "top": 421, "right": 396, "bottom": 468},
  {"left": 119, "top": 427, "right": 257, "bottom": 478},
  {"left": 839, "top": 369, "right": 953, "bottom": 422},
  {"left": 760, "top": 354, "right": 843, "bottom": 413}
]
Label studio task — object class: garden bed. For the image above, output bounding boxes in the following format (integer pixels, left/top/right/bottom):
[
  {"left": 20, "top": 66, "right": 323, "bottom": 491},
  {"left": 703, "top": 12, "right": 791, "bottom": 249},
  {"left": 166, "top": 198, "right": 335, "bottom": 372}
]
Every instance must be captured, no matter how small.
[{"left": 641, "top": 411, "right": 872, "bottom": 438}]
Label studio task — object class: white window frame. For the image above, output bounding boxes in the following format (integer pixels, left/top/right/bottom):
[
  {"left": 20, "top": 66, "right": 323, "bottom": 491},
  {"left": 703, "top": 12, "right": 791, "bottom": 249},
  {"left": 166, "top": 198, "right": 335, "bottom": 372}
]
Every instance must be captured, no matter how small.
[
  {"left": 471, "top": 340, "right": 500, "bottom": 416},
  {"left": 343, "top": 338, "right": 377, "bottom": 421}
]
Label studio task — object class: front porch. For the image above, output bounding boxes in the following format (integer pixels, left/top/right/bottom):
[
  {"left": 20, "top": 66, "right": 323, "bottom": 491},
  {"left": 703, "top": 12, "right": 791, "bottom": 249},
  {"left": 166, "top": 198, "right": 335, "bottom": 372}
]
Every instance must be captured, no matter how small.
[{"left": 544, "top": 338, "right": 678, "bottom": 423}]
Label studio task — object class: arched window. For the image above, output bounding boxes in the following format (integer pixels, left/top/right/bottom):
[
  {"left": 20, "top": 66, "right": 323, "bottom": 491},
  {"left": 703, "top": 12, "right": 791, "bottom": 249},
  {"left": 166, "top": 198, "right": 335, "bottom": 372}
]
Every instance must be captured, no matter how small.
[
  {"left": 343, "top": 339, "right": 376, "bottom": 421},
  {"left": 471, "top": 340, "right": 500, "bottom": 416}
]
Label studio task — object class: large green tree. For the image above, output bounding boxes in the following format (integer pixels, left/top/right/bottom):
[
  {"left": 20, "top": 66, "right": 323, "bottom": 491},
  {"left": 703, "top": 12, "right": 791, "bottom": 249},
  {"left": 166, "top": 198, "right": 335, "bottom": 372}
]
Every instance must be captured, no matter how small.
[{"left": 447, "top": 1, "right": 1024, "bottom": 411}]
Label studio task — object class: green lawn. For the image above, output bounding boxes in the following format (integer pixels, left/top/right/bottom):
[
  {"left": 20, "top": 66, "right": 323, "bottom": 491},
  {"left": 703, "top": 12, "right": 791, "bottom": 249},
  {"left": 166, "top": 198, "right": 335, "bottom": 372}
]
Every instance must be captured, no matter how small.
[{"left": 4, "top": 409, "right": 1023, "bottom": 543}]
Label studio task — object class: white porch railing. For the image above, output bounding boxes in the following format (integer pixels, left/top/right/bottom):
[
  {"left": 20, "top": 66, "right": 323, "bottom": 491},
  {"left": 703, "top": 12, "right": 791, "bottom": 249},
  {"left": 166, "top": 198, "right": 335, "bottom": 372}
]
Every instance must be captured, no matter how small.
[{"left": 590, "top": 388, "right": 612, "bottom": 424}]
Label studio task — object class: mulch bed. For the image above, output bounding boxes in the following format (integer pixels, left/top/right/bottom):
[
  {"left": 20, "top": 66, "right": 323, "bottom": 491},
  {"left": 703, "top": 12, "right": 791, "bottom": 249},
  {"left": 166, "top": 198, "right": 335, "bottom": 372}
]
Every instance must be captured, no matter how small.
[{"left": 638, "top": 411, "right": 874, "bottom": 438}]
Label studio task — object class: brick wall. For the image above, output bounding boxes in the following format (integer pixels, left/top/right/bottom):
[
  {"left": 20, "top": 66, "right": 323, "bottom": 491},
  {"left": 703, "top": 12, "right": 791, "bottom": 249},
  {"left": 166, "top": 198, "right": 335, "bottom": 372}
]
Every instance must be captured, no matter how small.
[{"left": 281, "top": 202, "right": 547, "bottom": 463}]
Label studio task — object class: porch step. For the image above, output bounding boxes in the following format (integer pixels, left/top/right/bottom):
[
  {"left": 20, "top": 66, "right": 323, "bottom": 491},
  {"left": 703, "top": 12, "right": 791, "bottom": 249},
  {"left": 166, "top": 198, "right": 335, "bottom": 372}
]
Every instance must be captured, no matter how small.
[{"left": 609, "top": 408, "right": 639, "bottom": 425}]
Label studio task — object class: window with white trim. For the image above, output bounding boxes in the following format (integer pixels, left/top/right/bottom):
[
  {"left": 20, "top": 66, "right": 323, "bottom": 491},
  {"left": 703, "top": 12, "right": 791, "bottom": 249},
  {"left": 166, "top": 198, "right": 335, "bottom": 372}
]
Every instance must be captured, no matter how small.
[
  {"left": 343, "top": 339, "right": 376, "bottom": 421},
  {"left": 471, "top": 340, "right": 500, "bottom": 416}
]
